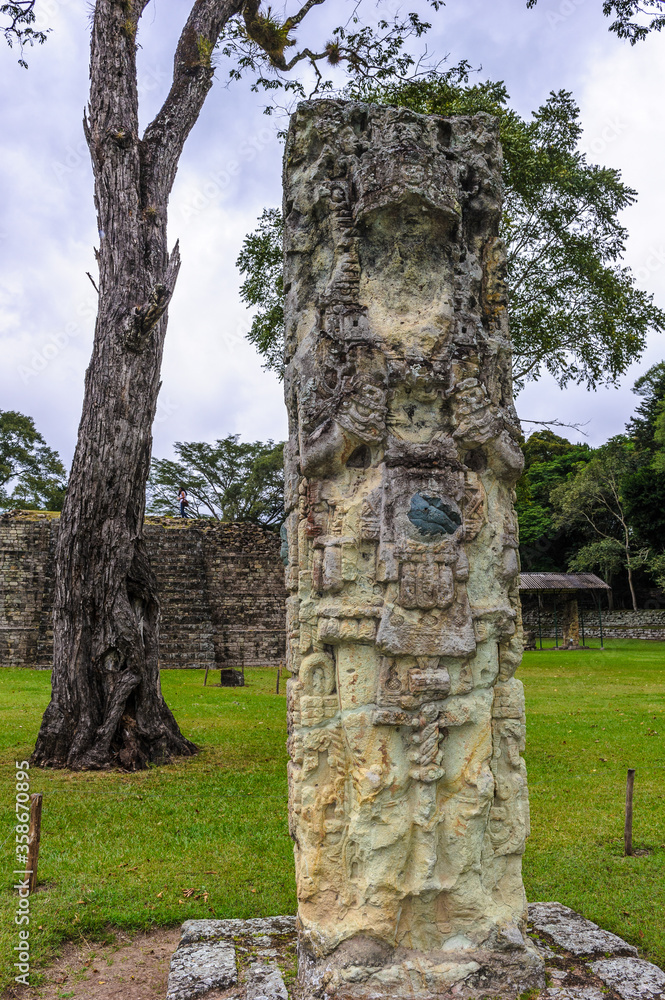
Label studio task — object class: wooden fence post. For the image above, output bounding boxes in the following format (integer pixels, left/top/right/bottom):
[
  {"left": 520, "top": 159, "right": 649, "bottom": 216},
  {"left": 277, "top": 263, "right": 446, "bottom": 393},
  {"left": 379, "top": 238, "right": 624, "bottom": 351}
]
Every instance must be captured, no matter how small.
[
  {"left": 624, "top": 768, "right": 635, "bottom": 856},
  {"left": 26, "top": 793, "right": 42, "bottom": 894}
]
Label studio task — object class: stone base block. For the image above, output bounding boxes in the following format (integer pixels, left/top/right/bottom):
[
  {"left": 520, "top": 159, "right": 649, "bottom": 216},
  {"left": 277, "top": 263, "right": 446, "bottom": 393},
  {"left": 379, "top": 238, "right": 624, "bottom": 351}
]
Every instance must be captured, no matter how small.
[
  {"left": 298, "top": 938, "right": 545, "bottom": 999},
  {"left": 167, "top": 916, "right": 295, "bottom": 1000},
  {"left": 590, "top": 957, "right": 665, "bottom": 1000},
  {"left": 247, "top": 960, "right": 289, "bottom": 999},
  {"left": 166, "top": 940, "right": 237, "bottom": 999},
  {"left": 166, "top": 909, "right": 665, "bottom": 1000},
  {"left": 529, "top": 901, "right": 638, "bottom": 958}
]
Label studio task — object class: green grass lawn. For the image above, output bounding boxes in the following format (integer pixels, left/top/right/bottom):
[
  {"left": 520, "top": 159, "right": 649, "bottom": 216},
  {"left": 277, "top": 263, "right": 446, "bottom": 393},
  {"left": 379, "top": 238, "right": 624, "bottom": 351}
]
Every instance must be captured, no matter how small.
[
  {"left": 0, "top": 640, "right": 663, "bottom": 991},
  {"left": 0, "top": 668, "right": 294, "bottom": 991},
  {"left": 520, "top": 638, "right": 665, "bottom": 968}
]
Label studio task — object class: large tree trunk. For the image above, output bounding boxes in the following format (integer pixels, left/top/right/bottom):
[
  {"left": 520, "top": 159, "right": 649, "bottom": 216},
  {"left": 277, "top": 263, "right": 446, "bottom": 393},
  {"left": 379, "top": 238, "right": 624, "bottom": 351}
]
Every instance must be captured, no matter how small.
[
  {"left": 31, "top": 261, "right": 193, "bottom": 769},
  {"left": 32, "top": 0, "right": 242, "bottom": 770}
]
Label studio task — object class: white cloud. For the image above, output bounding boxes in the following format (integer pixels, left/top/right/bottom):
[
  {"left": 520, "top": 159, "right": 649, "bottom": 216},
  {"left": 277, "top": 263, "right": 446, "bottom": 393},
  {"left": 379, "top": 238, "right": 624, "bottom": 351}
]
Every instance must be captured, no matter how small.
[{"left": 0, "top": 0, "right": 663, "bottom": 465}]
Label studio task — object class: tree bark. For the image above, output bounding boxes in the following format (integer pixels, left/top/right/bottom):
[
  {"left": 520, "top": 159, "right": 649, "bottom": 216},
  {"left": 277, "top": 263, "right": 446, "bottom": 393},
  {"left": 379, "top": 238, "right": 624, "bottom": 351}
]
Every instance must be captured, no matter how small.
[
  {"left": 621, "top": 517, "right": 639, "bottom": 612},
  {"left": 32, "top": 0, "right": 242, "bottom": 770},
  {"left": 626, "top": 550, "right": 639, "bottom": 611},
  {"left": 606, "top": 576, "right": 614, "bottom": 611}
]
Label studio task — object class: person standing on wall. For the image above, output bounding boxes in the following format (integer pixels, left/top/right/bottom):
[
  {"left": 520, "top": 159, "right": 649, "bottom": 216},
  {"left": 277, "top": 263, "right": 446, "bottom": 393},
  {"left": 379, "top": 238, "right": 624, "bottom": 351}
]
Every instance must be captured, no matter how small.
[{"left": 178, "top": 487, "right": 189, "bottom": 518}]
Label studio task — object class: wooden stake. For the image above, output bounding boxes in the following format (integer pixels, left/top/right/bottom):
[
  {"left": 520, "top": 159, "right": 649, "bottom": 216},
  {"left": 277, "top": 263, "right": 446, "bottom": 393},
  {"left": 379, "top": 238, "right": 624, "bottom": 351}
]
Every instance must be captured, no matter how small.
[
  {"left": 624, "top": 768, "right": 635, "bottom": 856},
  {"left": 25, "top": 793, "right": 42, "bottom": 894},
  {"left": 204, "top": 665, "right": 210, "bottom": 687},
  {"left": 276, "top": 661, "right": 282, "bottom": 695}
]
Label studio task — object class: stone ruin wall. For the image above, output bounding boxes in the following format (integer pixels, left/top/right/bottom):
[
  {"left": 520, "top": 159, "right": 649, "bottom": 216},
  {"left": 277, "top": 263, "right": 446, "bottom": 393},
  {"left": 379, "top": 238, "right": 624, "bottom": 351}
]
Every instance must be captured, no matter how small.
[
  {"left": 0, "top": 512, "right": 286, "bottom": 670},
  {"left": 3, "top": 514, "right": 660, "bottom": 675},
  {"left": 282, "top": 101, "right": 543, "bottom": 998},
  {"left": 521, "top": 604, "right": 665, "bottom": 641}
]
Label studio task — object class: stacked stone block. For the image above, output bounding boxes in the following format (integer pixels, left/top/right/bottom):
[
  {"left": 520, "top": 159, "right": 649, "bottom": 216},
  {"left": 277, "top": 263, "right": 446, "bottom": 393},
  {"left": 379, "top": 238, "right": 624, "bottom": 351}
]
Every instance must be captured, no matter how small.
[
  {"left": 0, "top": 513, "right": 56, "bottom": 668},
  {"left": 522, "top": 605, "right": 665, "bottom": 642},
  {"left": 145, "top": 521, "right": 217, "bottom": 670},
  {"left": 0, "top": 513, "right": 286, "bottom": 669}
]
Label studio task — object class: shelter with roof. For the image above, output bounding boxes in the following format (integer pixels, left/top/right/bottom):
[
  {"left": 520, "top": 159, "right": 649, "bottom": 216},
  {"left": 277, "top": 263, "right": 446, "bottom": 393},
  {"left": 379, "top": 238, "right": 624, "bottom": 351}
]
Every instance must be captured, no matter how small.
[{"left": 519, "top": 572, "right": 611, "bottom": 649}]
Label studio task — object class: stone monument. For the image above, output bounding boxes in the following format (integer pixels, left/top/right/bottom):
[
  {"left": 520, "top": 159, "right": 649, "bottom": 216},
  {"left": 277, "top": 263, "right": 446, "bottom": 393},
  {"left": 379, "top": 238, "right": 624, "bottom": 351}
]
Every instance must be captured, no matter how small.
[{"left": 282, "top": 100, "right": 543, "bottom": 998}]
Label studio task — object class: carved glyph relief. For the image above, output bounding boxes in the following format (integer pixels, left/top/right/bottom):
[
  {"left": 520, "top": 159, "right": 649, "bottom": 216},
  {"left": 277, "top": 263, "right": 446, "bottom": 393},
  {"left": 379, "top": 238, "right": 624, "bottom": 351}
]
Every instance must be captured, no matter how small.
[{"left": 283, "top": 100, "right": 543, "bottom": 998}]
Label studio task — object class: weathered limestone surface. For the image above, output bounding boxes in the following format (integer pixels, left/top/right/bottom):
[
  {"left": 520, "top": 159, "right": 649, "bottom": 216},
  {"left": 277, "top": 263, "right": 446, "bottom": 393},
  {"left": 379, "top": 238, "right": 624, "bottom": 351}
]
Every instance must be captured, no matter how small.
[
  {"left": 590, "top": 958, "right": 665, "bottom": 1000},
  {"left": 529, "top": 901, "right": 638, "bottom": 958},
  {"left": 166, "top": 912, "right": 664, "bottom": 1000},
  {"left": 246, "top": 962, "right": 290, "bottom": 1000},
  {"left": 283, "top": 100, "right": 542, "bottom": 997},
  {"left": 541, "top": 990, "right": 604, "bottom": 1000},
  {"left": 167, "top": 917, "right": 296, "bottom": 1000},
  {"left": 166, "top": 940, "right": 237, "bottom": 999}
]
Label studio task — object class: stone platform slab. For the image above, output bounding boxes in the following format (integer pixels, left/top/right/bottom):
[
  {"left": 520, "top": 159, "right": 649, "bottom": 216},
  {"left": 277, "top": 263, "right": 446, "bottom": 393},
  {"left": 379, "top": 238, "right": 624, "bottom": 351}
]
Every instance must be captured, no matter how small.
[
  {"left": 529, "top": 901, "right": 639, "bottom": 958},
  {"left": 166, "top": 906, "right": 664, "bottom": 999}
]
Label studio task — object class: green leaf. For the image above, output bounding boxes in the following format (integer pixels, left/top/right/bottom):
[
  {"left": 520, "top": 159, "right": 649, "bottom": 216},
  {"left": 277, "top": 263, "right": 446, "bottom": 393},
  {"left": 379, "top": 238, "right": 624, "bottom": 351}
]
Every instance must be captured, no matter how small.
[
  {"left": 0, "top": 410, "right": 67, "bottom": 511},
  {"left": 147, "top": 435, "right": 284, "bottom": 526}
]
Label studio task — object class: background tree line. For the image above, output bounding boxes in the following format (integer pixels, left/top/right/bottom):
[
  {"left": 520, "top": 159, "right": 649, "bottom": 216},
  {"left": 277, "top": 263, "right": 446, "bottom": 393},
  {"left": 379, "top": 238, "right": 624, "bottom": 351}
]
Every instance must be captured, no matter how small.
[
  {"left": 4, "top": 360, "right": 665, "bottom": 607},
  {"left": 0, "top": 413, "right": 284, "bottom": 527},
  {"left": 517, "top": 362, "right": 665, "bottom": 608}
]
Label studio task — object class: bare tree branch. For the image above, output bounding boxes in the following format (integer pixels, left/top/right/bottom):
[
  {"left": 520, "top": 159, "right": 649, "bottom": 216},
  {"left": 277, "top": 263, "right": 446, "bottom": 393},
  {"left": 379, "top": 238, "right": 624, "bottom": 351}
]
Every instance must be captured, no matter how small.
[
  {"left": 284, "top": 0, "right": 327, "bottom": 31},
  {"left": 521, "top": 418, "right": 590, "bottom": 437},
  {"left": 141, "top": 0, "right": 244, "bottom": 202}
]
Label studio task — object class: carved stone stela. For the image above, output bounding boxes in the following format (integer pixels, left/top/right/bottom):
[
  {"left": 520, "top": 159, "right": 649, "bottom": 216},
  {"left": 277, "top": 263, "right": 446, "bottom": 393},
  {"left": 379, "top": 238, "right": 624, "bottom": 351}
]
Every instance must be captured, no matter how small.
[{"left": 282, "top": 101, "right": 543, "bottom": 998}]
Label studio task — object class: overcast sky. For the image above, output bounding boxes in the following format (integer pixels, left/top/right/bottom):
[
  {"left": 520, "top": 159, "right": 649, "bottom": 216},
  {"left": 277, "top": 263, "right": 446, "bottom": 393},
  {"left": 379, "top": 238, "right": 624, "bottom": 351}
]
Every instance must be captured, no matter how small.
[{"left": 1, "top": 0, "right": 663, "bottom": 467}]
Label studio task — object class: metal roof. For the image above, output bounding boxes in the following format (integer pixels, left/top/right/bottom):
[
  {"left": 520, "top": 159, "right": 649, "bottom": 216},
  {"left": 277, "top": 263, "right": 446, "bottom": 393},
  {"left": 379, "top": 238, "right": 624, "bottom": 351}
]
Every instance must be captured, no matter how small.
[{"left": 519, "top": 572, "right": 610, "bottom": 592}]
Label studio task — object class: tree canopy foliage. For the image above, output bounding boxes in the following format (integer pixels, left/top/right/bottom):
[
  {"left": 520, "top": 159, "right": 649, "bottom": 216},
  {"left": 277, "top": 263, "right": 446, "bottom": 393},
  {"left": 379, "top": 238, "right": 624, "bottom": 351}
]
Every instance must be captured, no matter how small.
[
  {"left": 236, "top": 208, "right": 284, "bottom": 376},
  {"left": 515, "top": 430, "right": 592, "bottom": 572},
  {"left": 550, "top": 438, "right": 643, "bottom": 609},
  {"left": 147, "top": 435, "right": 283, "bottom": 526},
  {"left": 626, "top": 360, "right": 665, "bottom": 453},
  {"left": 0, "top": 410, "right": 67, "bottom": 511},
  {"left": 527, "top": 0, "right": 665, "bottom": 43},
  {"left": 219, "top": 2, "right": 441, "bottom": 100},
  {"left": 622, "top": 361, "right": 665, "bottom": 547},
  {"left": 238, "top": 67, "right": 664, "bottom": 389},
  {"left": 515, "top": 362, "right": 665, "bottom": 607}
]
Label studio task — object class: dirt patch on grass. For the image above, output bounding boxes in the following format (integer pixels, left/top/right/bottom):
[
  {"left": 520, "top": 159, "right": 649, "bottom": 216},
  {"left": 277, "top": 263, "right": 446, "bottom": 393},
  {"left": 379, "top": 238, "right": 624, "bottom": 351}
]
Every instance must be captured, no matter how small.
[{"left": 3, "top": 926, "right": 181, "bottom": 1000}]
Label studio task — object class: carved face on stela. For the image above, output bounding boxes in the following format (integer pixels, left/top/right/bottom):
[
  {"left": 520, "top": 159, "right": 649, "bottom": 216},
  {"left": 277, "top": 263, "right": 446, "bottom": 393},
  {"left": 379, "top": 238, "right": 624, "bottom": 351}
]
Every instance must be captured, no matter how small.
[
  {"left": 293, "top": 113, "right": 522, "bottom": 484},
  {"left": 293, "top": 127, "right": 523, "bottom": 683}
]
